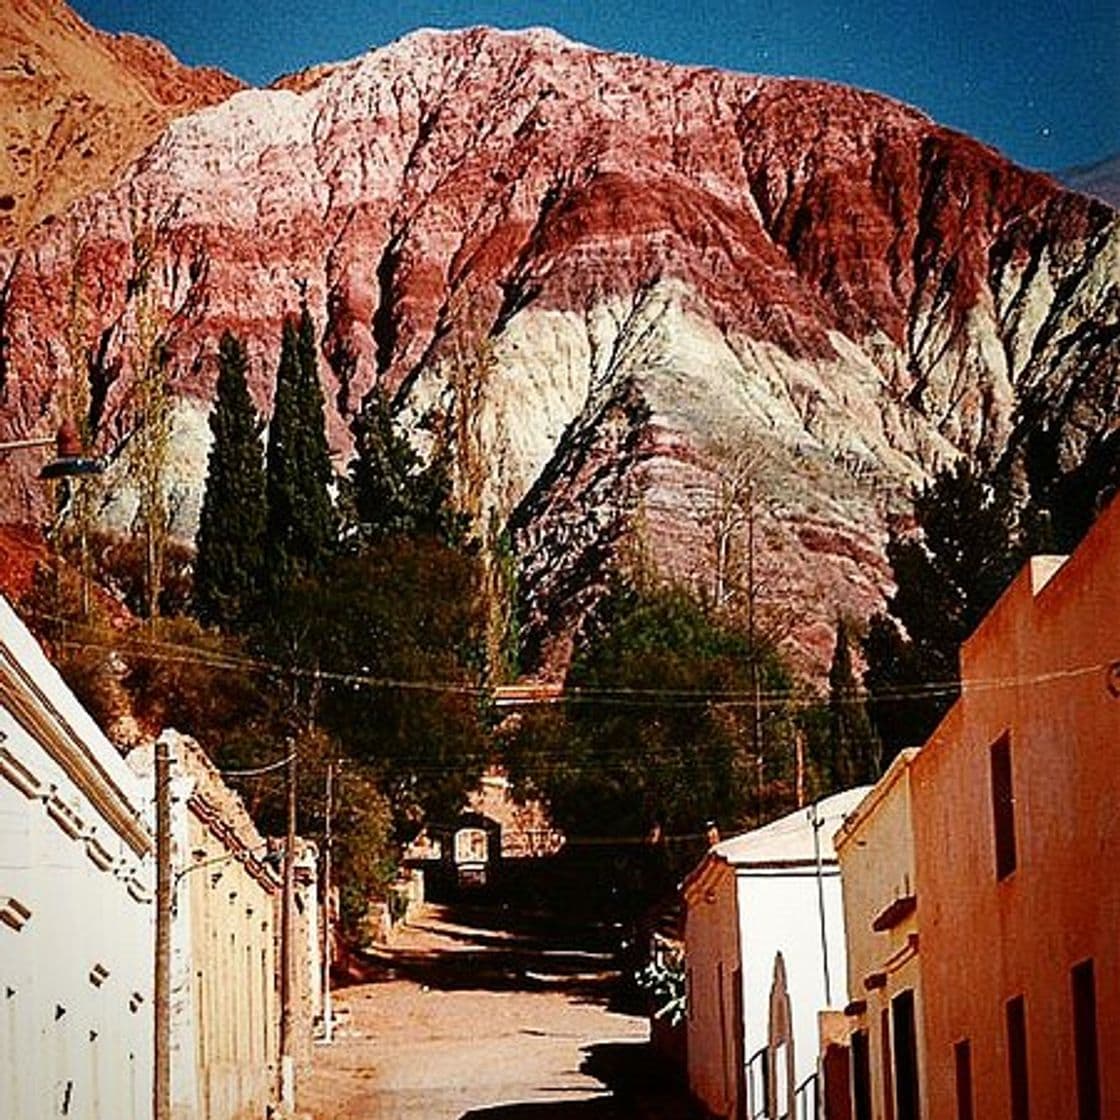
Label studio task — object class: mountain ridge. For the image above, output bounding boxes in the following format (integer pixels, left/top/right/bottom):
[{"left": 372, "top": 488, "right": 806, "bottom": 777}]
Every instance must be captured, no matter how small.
[
  {"left": 1062, "top": 153, "right": 1120, "bottom": 210},
  {"left": 0, "top": 18, "right": 1116, "bottom": 674},
  {"left": 0, "top": 0, "right": 243, "bottom": 245}
]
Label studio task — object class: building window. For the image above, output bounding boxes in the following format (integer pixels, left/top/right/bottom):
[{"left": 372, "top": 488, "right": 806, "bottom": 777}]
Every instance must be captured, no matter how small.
[
  {"left": 774, "top": 1040, "right": 790, "bottom": 1120},
  {"left": 747, "top": 1047, "right": 769, "bottom": 1120},
  {"left": 954, "top": 1039, "right": 973, "bottom": 1120},
  {"left": 454, "top": 827, "right": 488, "bottom": 864},
  {"left": 892, "top": 990, "right": 920, "bottom": 1120},
  {"left": 990, "top": 734, "right": 1017, "bottom": 880},
  {"left": 851, "top": 1029, "right": 872, "bottom": 1120},
  {"left": 1072, "top": 960, "right": 1101, "bottom": 1120},
  {"left": 882, "top": 1007, "right": 895, "bottom": 1120},
  {"left": 1006, "top": 995, "right": 1030, "bottom": 1120},
  {"left": 794, "top": 1072, "right": 818, "bottom": 1120}
]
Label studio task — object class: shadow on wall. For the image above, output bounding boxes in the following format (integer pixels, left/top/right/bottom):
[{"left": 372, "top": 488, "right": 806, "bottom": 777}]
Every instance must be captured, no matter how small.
[{"left": 459, "top": 1040, "right": 702, "bottom": 1119}]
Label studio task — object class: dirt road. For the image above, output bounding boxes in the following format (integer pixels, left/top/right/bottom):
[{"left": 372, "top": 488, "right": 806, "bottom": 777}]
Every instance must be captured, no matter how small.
[{"left": 300, "top": 905, "right": 698, "bottom": 1120}]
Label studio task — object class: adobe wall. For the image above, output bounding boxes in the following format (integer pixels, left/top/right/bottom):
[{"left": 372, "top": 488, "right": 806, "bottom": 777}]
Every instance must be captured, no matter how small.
[
  {"left": 911, "top": 499, "right": 1120, "bottom": 1117},
  {"left": 684, "top": 857, "right": 741, "bottom": 1120}
]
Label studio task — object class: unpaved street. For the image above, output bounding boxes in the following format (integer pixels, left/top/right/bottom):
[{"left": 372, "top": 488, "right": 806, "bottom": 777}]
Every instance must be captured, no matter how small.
[{"left": 300, "top": 905, "right": 698, "bottom": 1119}]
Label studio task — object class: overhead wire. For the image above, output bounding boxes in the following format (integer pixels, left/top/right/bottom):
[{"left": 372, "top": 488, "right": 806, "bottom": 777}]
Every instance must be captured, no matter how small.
[
  {"left": 217, "top": 751, "right": 297, "bottom": 777},
  {"left": 38, "top": 615, "right": 1115, "bottom": 711}
]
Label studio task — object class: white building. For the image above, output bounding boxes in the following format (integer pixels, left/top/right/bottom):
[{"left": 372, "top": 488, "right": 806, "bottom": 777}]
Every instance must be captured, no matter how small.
[
  {"left": 130, "top": 730, "right": 282, "bottom": 1120},
  {"left": 683, "top": 788, "right": 869, "bottom": 1120},
  {"left": 0, "top": 595, "right": 154, "bottom": 1120}
]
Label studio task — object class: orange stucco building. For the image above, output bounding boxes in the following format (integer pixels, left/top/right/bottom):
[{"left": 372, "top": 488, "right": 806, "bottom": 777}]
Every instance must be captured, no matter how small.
[
  {"left": 830, "top": 496, "right": 1119, "bottom": 1120},
  {"left": 909, "top": 494, "right": 1119, "bottom": 1119}
]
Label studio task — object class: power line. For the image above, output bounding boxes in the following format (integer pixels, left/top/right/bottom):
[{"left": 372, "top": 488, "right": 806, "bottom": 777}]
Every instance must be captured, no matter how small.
[
  {"left": 48, "top": 632, "right": 1114, "bottom": 709},
  {"left": 20, "top": 605, "right": 1116, "bottom": 708},
  {"left": 218, "top": 751, "right": 297, "bottom": 778}
]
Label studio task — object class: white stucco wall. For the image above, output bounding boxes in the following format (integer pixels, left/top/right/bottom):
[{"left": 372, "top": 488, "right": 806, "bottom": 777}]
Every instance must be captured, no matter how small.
[
  {"left": 738, "top": 866, "right": 848, "bottom": 1097},
  {"left": 130, "top": 731, "right": 282, "bottom": 1120},
  {"left": 0, "top": 597, "right": 154, "bottom": 1120}
]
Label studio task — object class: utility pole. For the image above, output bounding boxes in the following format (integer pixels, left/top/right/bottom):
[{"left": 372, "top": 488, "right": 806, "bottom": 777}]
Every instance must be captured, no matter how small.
[
  {"left": 746, "top": 478, "right": 764, "bottom": 824},
  {"left": 277, "top": 743, "right": 297, "bottom": 1110},
  {"left": 321, "top": 755, "right": 334, "bottom": 1044},
  {"left": 153, "top": 733, "right": 172, "bottom": 1120},
  {"left": 795, "top": 728, "right": 806, "bottom": 809},
  {"left": 810, "top": 800, "right": 832, "bottom": 1006}
]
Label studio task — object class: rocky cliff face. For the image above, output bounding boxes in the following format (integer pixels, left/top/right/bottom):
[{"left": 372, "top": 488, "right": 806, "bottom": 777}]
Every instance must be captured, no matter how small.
[
  {"left": 1, "top": 23, "right": 1116, "bottom": 673},
  {"left": 0, "top": 0, "right": 242, "bottom": 245}
]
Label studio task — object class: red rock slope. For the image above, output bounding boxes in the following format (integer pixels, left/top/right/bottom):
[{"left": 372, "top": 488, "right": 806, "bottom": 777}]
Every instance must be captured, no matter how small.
[
  {"left": 0, "top": 0, "right": 242, "bottom": 245},
  {"left": 0, "top": 25, "right": 1116, "bottom": 671},
  {"left": 0, "top": 523, "right": 48, "bottom": 601}
]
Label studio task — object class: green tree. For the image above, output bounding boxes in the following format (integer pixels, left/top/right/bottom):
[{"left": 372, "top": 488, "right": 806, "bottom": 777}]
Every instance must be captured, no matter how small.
[
  {"left": 342, "top": 386, "right": 467, "bottom": 547},
  {"left": 119, "top": 616, "right": 270, "bottom": 744},
  {"left": 864, "top": 460, "right": 1026, "bottom": 757},
  {"left": 252, "top": 541, "right": 490, "bottom": 832},
  {"left": 194, "top": 331, "right": 267, "bottom": 628},
  {"left": 825, "top": 617, "right": 879, "bottom": 787},
  {"left": 213, "top": 726, "right": 397, "bottom": 935},
  {"left": 1024, "top": 425, "right": 1120, "bottom": 552},
  {"left": 265, "top": 304, "right": 336, "bottom": 594},
  {"left": 502, "top": 580, "right": 801, "bottom": 920},
  {"left": 505, "top": 580, "right": 795, "bottom": 845}
]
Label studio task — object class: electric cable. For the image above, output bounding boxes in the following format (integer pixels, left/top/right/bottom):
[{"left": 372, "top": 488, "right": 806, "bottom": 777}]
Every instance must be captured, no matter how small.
[{"left": 41, "top": 621, "right": 1114, "bottom": 709}]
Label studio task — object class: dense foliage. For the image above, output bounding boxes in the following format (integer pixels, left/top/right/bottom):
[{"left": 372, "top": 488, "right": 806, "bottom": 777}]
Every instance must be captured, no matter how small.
[
  {"left": 1023, "top": 424, "right": 1120, "bottom": 553},
  {"left": 342, "top": 387, "right": 467, "bottom": 547},
  {"left": 863, "top": 460, "right": 1027, "bottom": 756},
  {"left": 193, "top": 331, "right": 267, "bottom": 627},
  {"left": 504, "top": 580, "right": 798, "bottom": 844},
  {"left": 825, "top": 617, "right": 880, "bottom": 787},
  {"left": 264, "top": 305, "right": 336, "bottom": 594},
  {"left": 28, "top": 304, "right": 499, "bottom": 931},
  {"left": 252, "top": 541, "right": 490, "bottom": 831}
]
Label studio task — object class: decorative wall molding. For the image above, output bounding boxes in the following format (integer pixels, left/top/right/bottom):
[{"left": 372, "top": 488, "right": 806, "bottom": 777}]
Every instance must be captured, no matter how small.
[
  {"left": 127, "top": 874, "right": 153, "bottom": 904},
  {"left": 0, "top": 745, "right": 42, "bottom": 798},
  {"left": 1, "top": 745, "right": 148, "bottom": 888},
  {"left": 46, "top": 792, "right": 85, "bottom": 839},
  {"left": 0, "top": 896, "right": 32, "bottom": 931},
  {"left": 84, "top": 834, "right": 115, "bottom": 871},
  {"left": 0, "top": 644, "right": 150, "bottom": 856}
]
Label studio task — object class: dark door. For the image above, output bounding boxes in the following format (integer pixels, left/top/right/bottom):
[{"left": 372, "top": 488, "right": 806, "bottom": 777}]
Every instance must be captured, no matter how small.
[{"left": 892, "top": 991, "right": 920, "bottom": 1120}]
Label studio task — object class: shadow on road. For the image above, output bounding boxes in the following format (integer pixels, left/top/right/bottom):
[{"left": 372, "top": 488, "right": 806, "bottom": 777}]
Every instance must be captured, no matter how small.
[
  {"left": 355, "top": 902, "right": 638, "bottom": 1009},
  {"left": 457, "top": 1040, "right": 701, "bottom": 1120}
]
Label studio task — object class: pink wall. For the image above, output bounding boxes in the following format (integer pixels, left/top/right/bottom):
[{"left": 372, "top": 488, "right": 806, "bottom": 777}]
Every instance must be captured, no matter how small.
[{"left": 912, "top": 498, "right": 1120, "bottom": 1118}]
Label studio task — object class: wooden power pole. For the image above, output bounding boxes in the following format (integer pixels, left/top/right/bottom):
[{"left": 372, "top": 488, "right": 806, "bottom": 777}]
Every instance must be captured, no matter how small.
[
  {"left": 322, "top": 755, "right": 334, "bottom": 1044},
  {"left": 153, "top": 734, "right": 172, "bottom": 1120},
  {"left": 277, "top": 744, "right": 297, "bottom": 1110}
]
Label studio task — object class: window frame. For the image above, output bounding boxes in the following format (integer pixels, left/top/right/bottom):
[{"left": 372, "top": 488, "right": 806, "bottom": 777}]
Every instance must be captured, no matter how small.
[{"left": 989, "top": 733, "right": 1017, "bottom": 881}]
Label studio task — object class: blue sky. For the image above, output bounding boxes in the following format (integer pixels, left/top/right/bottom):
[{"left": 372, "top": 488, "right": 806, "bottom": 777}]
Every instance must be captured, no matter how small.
[{"left": 71, "top": 0, "right": 1118, "bottom": 172}]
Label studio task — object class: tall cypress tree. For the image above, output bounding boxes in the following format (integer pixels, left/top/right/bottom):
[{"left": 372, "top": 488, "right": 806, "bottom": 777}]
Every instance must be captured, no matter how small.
[
  {"left": 265, "top": 304, "right": 336, "bottom": 594},
  {"left": 294, "top": 301, "right": 337, "bottom": 561},
  {"left": 194, "top": 331, "right": 267, "bottom": 628},
  {"left": 826, "top": 617, "right": 879, "bottom": 787},
  {"left": 863, "top": 460, "right": 1025, "bottom": 757},
  {"left": 343, "top": 386, "right": 466, "bottom": 547}
]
